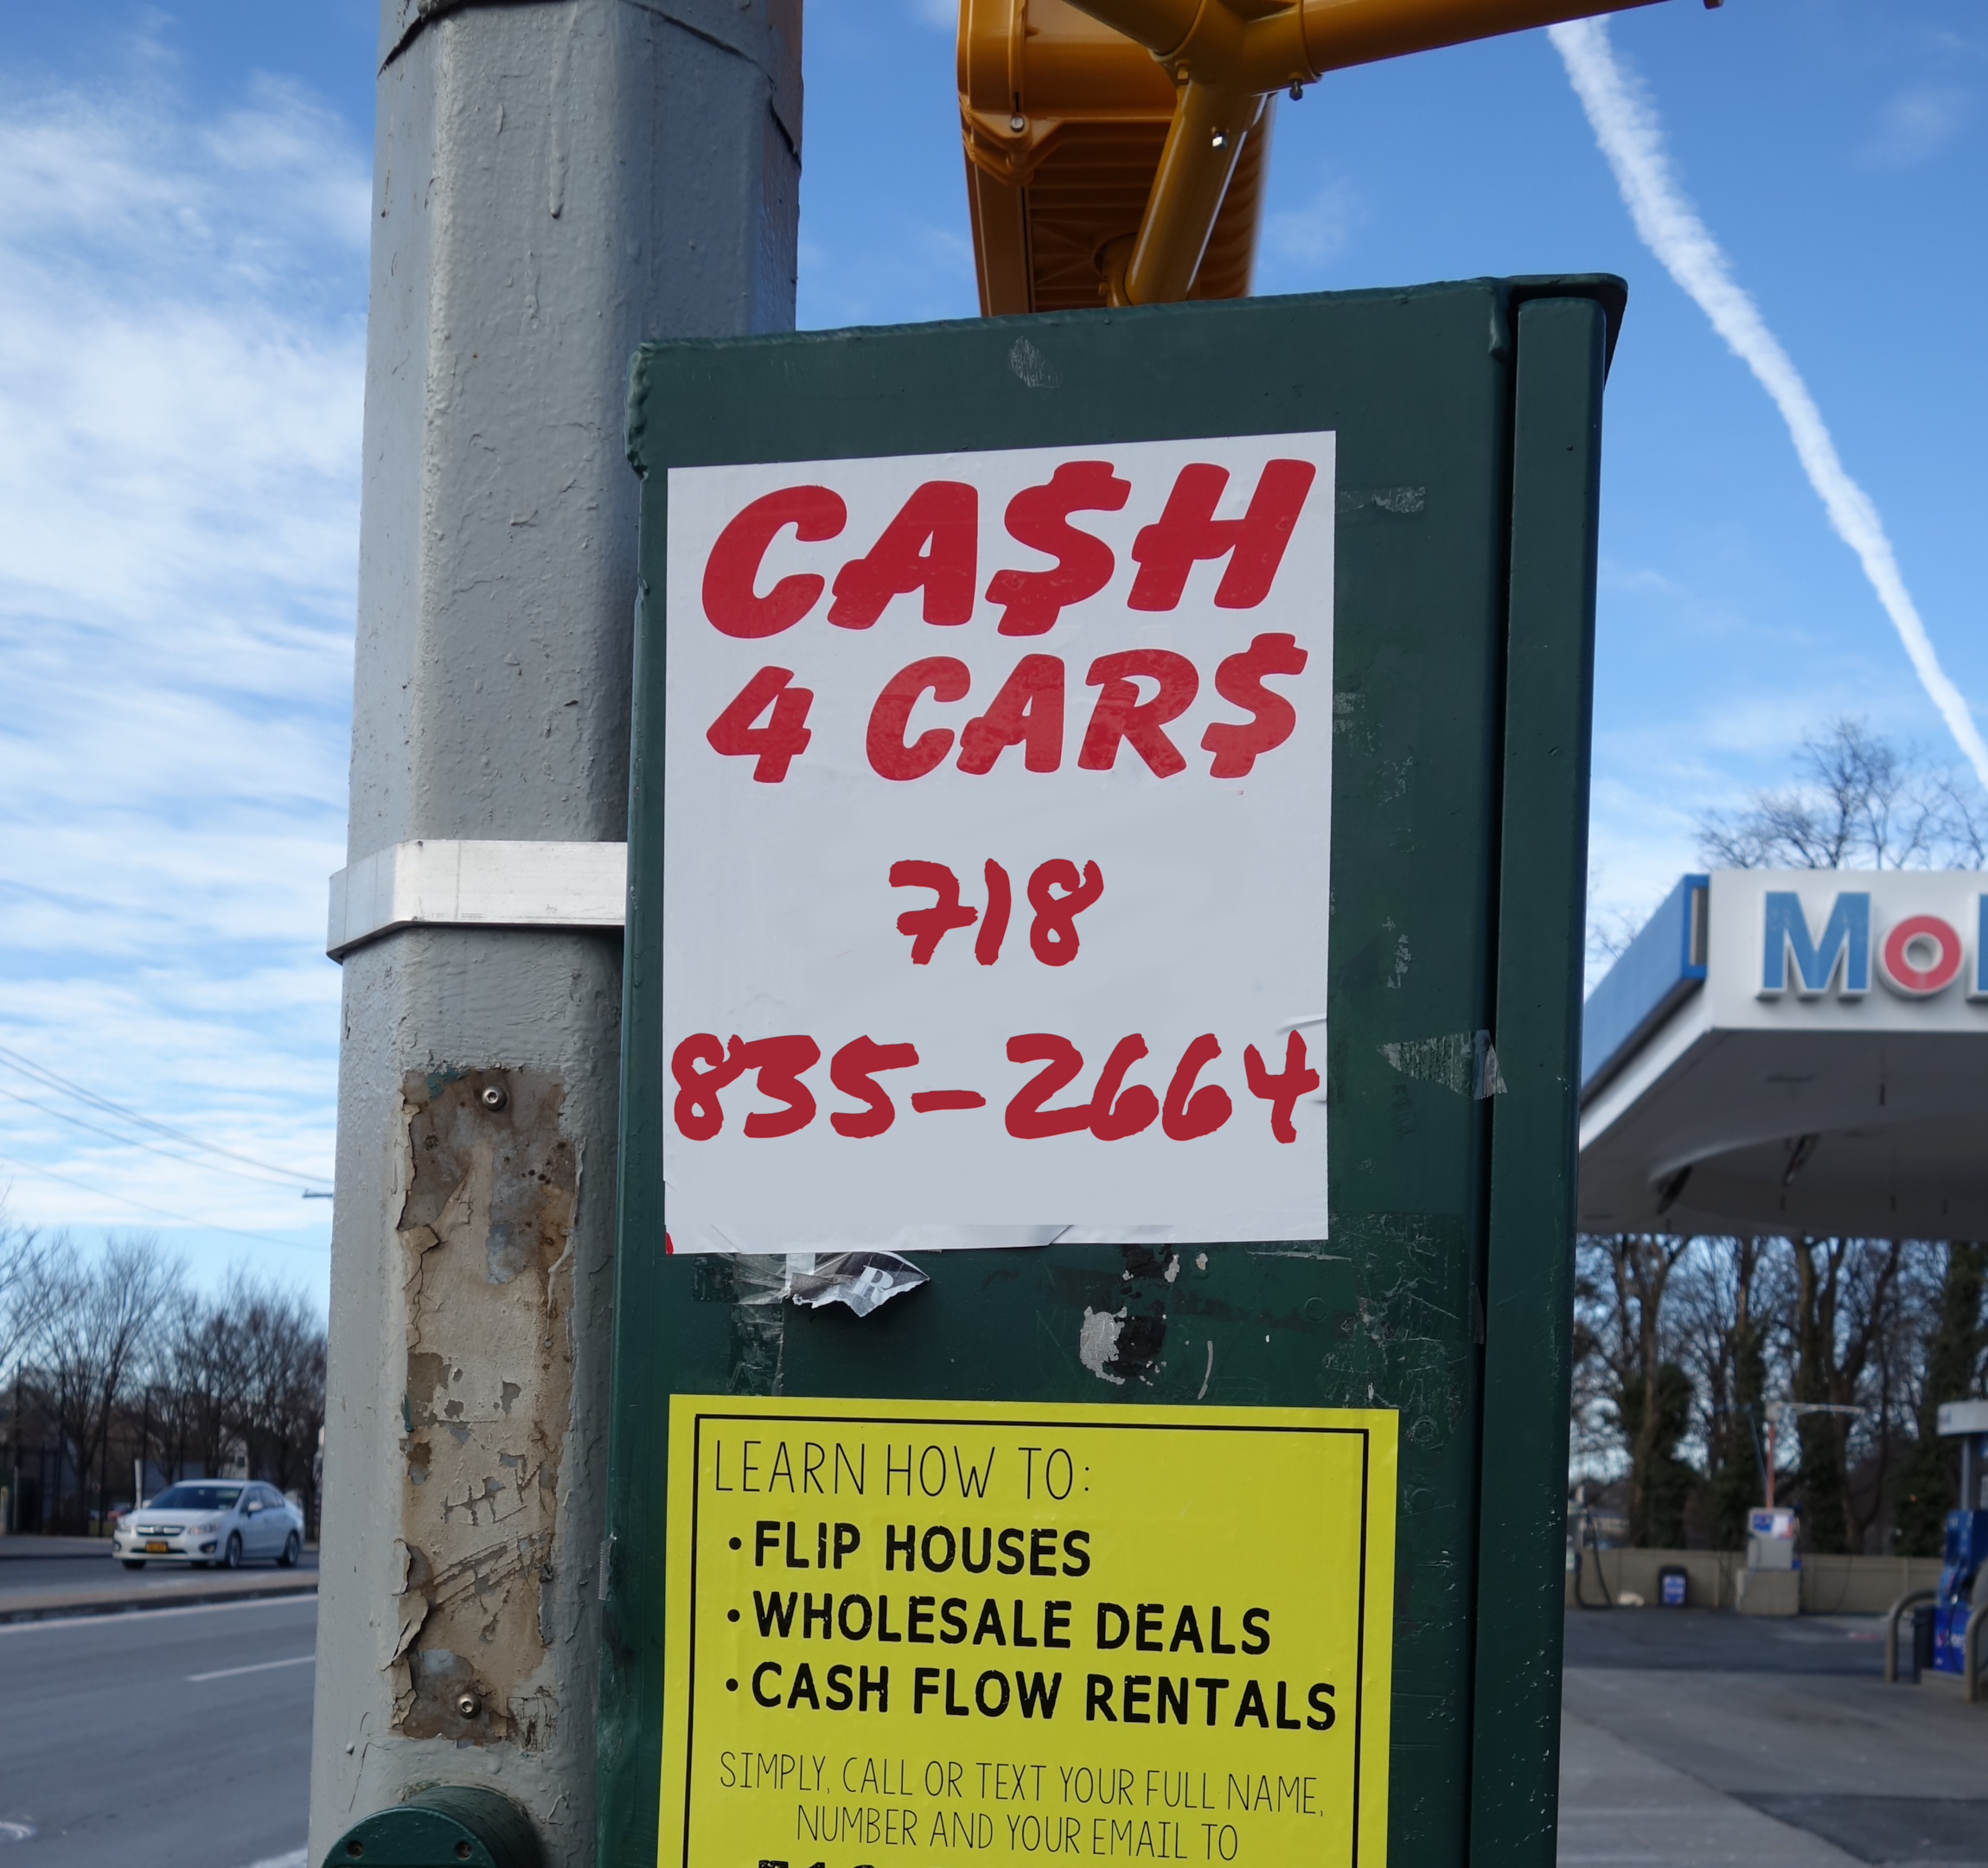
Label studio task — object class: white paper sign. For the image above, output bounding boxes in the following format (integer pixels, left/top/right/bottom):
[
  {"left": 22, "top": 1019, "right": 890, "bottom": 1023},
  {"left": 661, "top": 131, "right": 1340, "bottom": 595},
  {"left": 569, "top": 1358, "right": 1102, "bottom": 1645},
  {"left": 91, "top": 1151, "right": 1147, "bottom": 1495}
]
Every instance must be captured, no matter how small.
[{"left": 662, "top": 432, "right": 1333, "bottom": 1252}]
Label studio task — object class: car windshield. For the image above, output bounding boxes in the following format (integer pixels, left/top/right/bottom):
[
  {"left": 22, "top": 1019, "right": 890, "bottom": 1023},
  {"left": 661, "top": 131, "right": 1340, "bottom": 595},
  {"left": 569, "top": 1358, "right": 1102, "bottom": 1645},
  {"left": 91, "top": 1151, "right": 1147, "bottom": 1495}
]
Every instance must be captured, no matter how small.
[{"left": 148, "top": 1484, "right": 242, "bottom": 1512}]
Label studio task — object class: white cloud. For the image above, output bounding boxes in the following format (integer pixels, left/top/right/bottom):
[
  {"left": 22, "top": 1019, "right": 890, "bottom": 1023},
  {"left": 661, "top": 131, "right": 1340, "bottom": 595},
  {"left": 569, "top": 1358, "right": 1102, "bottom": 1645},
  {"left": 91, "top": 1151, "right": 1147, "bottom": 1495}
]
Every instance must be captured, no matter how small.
[
  {"left": 1264, "top": 177, "right": 1360, "bottom": 272},
  {"left": 917, "top": 221, "right": 977, "bottom": 269},
  {"left": 1550, "top": 20, "right": 1988, "bottom": 792},
  {"left": 1597, "top": 560, "right": 1678, "bottom": 598},
  {"left": 908, "top": 0, "right": 957, "bottom": 29},
  {"left": 1860, "top": 86, "right": 1970, "bottom": 170},
  {"left": 0, "top": 67, "right": 364, "bottom": 1279}
]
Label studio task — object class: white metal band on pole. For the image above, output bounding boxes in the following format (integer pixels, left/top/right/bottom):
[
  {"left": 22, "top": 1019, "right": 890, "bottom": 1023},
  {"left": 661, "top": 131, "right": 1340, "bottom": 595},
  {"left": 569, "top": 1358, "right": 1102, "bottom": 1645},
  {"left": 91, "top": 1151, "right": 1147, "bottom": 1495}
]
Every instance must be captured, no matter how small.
[{"left": 326, "top": 840, "right": 628, "bottom": 959}]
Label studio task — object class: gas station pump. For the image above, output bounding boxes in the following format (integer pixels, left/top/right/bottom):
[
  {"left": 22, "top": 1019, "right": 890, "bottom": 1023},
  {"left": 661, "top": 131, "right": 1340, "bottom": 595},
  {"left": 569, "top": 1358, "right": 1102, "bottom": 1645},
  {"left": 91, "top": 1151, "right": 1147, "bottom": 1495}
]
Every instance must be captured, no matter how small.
[
  {"left": 1931, "top": 1507, "right": 1988, "bottom": 1675},
  {"left": 1931, "top": 1403, "right": 1988, "bottom": 1676}
]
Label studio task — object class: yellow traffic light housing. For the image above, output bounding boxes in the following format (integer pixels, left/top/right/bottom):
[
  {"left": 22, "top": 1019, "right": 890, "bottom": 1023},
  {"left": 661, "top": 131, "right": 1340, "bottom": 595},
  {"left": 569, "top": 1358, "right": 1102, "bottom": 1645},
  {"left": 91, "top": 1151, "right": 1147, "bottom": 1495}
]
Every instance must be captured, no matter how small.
[
  {"left": 959, "top": 0, "right": 1670, "bottom": 316},
  {"left": 959, "top": 0, "right": 1270, "bottom": 315}
]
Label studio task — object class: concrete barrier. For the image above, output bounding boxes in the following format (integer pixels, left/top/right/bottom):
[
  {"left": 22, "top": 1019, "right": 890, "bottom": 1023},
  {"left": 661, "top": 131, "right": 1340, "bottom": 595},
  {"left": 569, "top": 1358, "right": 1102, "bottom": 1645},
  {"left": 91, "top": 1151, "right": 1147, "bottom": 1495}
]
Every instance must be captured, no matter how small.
[
  {"left": 1799, "top": 1553, "right": 1946, "bottom": 1615},
  {"left": 1737, "top": 1568, "right": 1799, "bottom": 1615},
  {"left": 1565, "top": 1547, "right": 1943, "bottom": 1613}
]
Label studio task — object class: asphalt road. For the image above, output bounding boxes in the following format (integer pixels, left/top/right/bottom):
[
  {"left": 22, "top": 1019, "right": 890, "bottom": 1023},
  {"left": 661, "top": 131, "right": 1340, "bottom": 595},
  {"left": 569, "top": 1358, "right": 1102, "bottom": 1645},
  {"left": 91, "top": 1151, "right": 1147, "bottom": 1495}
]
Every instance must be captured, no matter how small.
[
  {"left": 0, "top": 1536, "right": 317, "bottom": 1601},
  {"left": 0, "top": 1591, "right": 316, "bottom": 1867},
  {"left": 1561, "top": 1609, "right": 1988, "bottom": 1865},
  {"left": 1563, "top": 1601, "right": 1888, "bottom": 1674},
  {"left": 2, "top": 1581, "right": 1975, "bottom": 1867}
]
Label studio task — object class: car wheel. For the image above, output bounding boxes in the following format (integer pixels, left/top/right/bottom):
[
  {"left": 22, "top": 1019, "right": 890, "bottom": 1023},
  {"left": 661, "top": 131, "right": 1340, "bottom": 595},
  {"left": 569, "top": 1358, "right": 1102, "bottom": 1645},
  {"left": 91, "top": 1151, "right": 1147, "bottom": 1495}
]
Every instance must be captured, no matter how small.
[
  {"left": 224, "top": 1533, "right": 242, "bottom": 1571},
  {"left": 278, "top": 1532, "right": 301, "bottom": 1569},
  {"left": 120, "top": 1558, "right": 145, "bottom": 1571}
]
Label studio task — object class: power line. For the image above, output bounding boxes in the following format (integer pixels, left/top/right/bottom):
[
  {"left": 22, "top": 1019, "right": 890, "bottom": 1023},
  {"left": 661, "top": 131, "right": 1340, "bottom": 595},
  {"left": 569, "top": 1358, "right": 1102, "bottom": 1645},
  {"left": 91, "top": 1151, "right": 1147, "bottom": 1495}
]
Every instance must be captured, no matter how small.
[
  {"left": 0, "top": 1148, "right": 330, "bottom": 1256},
  {"left": 0, "top": 1084, "right": 321, "bottom": 1196},
  {"left": 0, "top": 1042, "right": 332, "bottom": 1190}
]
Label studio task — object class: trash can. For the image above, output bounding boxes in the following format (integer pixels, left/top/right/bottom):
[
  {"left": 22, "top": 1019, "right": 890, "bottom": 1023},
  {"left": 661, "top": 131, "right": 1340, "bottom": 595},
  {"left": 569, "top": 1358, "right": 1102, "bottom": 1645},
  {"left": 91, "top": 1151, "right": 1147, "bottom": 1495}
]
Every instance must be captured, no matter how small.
[
  {"left": 1658, "top": 1564, "right": 1689, "bottom": 1608},
  {"left": 1912, "top": 1603, "right": 1937, "bottom": 1681}
]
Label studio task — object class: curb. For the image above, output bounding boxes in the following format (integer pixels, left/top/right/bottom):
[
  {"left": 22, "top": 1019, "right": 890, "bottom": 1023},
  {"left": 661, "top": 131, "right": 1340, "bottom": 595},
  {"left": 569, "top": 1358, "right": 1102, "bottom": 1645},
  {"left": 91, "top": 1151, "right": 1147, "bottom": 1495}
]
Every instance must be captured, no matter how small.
[{"left": 0, "top": 1577, "right": 319, "bottom": 1625}]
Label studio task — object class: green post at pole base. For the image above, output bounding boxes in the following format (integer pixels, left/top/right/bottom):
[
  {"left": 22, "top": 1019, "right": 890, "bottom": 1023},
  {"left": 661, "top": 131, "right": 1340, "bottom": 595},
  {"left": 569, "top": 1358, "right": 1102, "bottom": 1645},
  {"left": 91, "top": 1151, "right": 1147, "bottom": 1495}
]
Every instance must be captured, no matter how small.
[{"left": 321, "top": 1786, "right": 542, "bottom": 1868}]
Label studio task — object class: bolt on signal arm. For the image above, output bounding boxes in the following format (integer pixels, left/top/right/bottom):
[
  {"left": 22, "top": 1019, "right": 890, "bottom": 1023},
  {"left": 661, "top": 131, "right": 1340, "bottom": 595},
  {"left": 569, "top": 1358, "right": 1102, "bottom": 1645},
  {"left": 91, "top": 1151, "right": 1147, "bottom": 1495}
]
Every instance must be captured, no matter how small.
[{"left": 958, "top": 0, "right": 1688, "bottom": 315}]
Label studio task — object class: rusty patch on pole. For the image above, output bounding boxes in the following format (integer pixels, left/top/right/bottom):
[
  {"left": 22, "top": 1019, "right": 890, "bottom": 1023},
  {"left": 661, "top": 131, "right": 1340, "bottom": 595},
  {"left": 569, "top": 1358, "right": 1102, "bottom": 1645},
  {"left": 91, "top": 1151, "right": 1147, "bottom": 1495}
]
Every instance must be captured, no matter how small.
[{"left": 387, "top": 1066, "right": 576, "bottom": 1745}]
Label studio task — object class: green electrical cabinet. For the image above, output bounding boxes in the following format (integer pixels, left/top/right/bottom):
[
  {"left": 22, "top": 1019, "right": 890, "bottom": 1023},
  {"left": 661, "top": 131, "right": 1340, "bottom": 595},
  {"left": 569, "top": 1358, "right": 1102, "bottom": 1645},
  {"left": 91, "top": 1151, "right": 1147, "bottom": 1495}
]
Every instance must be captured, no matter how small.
[{"left": 598, "top": 277, "right": 1618, "bottom": 1868}]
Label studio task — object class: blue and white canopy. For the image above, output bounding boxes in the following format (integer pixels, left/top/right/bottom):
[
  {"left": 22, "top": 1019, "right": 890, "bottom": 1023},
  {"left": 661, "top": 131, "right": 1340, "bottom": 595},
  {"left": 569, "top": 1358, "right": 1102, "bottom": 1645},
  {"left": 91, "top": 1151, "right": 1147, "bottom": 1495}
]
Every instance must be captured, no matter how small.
[{"left": 1579, "top": 871, "right": 1988, "bottom": 1238}]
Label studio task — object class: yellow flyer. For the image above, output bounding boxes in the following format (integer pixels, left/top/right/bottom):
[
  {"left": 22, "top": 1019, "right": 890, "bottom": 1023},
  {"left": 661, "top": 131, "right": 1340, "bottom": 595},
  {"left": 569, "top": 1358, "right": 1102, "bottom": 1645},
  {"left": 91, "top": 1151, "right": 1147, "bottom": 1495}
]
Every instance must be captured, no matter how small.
[{"left": 659, "top": 1395, "right": 1395, "bottom": 1868}]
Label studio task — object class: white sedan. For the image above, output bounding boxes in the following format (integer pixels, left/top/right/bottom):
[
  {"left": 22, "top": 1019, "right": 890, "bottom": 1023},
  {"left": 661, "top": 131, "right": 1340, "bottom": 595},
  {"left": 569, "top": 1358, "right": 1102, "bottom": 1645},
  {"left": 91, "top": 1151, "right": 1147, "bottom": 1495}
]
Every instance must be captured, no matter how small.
[{"left": 111, "top": 1481, "right": 304, "bottom": 1571}]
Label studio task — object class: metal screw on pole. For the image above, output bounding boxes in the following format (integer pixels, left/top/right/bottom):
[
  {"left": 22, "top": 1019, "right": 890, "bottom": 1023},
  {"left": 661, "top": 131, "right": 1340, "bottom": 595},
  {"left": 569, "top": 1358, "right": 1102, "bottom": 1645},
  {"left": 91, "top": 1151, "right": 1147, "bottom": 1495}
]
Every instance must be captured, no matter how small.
[
  {"left": 479, "top": 1085, "right": 508, "bottom": 1112},
  {"left": 456, "top": 1691, "right": 483, "bottom": 1719}
]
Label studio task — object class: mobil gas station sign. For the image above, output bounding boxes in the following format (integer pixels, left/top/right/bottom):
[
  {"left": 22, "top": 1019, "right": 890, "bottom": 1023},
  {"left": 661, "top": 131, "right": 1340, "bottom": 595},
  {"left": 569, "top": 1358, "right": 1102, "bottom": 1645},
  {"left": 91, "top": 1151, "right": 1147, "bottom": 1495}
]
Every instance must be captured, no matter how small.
[
  {"left": 1751, "top": 878, "right": 1988, "bottom": 1007},
  {"left": 660, "top": 434, "right": 1333, "bottom": 1254}
]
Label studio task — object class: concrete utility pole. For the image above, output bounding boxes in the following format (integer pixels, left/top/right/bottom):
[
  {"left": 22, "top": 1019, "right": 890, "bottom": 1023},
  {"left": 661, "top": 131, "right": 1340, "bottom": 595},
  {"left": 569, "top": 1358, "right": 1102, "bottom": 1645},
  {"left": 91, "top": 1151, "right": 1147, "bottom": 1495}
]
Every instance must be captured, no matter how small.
[{"left": 310, "top": 3, "right": 801, "bottom": 1861}]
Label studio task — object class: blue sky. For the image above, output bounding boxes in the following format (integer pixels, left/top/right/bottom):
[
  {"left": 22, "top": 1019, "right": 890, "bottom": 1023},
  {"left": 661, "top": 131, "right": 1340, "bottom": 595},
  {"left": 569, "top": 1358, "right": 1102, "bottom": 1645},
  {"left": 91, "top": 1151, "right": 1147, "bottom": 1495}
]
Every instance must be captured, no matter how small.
[{"left": 0, "top": 0, "right": 1982, "bottom": 1307}]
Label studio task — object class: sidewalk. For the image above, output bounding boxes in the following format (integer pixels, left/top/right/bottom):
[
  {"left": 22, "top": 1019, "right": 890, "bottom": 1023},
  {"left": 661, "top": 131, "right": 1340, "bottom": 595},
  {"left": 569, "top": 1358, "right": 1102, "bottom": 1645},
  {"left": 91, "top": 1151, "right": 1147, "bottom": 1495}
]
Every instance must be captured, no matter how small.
[
  {"left": 0, "top": 1533, "right": 318, "bottom": 1623},
  {"left": 0, "top": 1533, "right": 131, "bottom": 1558},
  {"left": 1560, "top": 1708, "right": 1860, "bottom": 1866},
  {"left": 1560, "top": 1609, "right": 1988, "bottom": 1866},
  {"left": 0, "top": 1571, "right": 317, "bottom": 1623}
]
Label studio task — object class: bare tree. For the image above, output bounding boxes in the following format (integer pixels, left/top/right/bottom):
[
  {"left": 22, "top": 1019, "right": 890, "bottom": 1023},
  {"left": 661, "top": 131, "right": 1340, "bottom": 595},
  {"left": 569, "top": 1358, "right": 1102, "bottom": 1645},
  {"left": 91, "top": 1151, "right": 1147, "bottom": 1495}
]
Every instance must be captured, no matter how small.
[
  {"left": 1847, "top": 1244, "right": 1932, "bottom": 1551},
  {"left": 0, "top": 1201, "right": 59, "bottom": 1381},
  {"left": 1672, "top": 1237, "right": 1772, "bottom": 1549},
  {"left": 1892, "top": 1243, "right": 1988, "bottom": 1554},
  {"left": 162, "top": 1281, "right": 256, "bottom": 1482},
  {"left": 226, "top": 1270, "right": 327, "bottom": 1516},
  {"left": 36, "top": 1235, "right": 182, "bottom": 1532},
  {"left": 1931, "top": 775, "right": 1988, "bottom": 867},
  {"left": 1699, "top": 717, "right": 1985, "bottom": 872},
  {"left": 1783, "top": 1237, "right": 1908, "bottom": 1553},
  {"left": 1576, "top": 1233, "right": 1697, "bottom": 1545},
  {"left": 5, "top": 1227, "right": 328, "bottom": 1532},
  {"left": 1572, "top": 1233, "right": 1951, "bottom": 1552},
  {"left": 135, "top": 1268, "right": 326, "bottom": 1522},
  {"left": 1583, "top": 858, "right": 1647, "bottom": 971}
]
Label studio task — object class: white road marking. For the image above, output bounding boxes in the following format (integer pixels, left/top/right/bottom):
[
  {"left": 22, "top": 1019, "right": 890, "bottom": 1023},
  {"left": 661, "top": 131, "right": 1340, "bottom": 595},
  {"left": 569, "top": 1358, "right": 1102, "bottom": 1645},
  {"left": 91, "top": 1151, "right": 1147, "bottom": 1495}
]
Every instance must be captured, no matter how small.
[
  {"left": 188, "top": 1653, "right": 316, "bottom": 1682},
  {"left": 0, "top": 1820, "right": 36, "bottom": 1843}
]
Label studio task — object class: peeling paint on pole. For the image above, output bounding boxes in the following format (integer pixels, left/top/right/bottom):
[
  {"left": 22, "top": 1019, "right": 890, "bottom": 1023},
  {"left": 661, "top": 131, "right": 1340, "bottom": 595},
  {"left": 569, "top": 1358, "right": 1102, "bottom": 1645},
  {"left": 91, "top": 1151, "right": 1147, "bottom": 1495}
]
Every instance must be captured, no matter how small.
[{"left": 387, "top": 1069, "right": 576, "bottom": 1744}]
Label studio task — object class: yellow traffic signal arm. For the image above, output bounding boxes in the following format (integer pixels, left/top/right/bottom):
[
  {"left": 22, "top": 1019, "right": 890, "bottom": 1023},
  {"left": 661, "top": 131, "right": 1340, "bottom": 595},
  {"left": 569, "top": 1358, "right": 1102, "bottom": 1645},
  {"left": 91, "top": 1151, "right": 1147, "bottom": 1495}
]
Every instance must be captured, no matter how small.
[{"left": 961, "top": 0, "right": 1683, "bottom": 315}]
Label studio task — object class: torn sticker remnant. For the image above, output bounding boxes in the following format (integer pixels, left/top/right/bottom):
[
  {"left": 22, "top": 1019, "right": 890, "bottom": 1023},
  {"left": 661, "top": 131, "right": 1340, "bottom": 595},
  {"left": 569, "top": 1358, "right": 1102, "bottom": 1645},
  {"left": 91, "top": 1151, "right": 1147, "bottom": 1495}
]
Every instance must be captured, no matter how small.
[
  {"left": 786, "top": 1251, "right": 929, "bottom": 1317},
  {"left": 1379, "top": 1028, "right": 1507, "bottom": 1098}
]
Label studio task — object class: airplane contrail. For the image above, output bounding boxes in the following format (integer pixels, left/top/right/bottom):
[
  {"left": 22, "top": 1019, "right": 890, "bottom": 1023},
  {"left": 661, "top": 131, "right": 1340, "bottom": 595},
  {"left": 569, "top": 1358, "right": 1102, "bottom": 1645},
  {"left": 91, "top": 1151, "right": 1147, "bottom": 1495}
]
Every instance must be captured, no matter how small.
[{"left": 1549, "top": 17, "right": 1988, "bottom": 790}]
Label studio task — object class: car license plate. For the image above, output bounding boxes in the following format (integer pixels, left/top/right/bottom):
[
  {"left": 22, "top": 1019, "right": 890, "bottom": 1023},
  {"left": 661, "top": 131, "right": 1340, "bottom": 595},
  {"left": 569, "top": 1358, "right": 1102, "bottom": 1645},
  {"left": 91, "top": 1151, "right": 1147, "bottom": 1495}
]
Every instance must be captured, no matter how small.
[{"left": 145, "top": 1540, "right": 169, "bottom": 1553}]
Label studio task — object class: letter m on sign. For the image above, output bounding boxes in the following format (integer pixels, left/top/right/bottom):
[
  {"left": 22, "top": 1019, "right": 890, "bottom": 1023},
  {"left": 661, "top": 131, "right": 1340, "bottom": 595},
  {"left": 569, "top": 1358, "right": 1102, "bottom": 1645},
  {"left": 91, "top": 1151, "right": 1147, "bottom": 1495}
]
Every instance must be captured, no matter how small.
[{"left": 1759, "top": 892, "right": 1870, "bottom": 999}]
